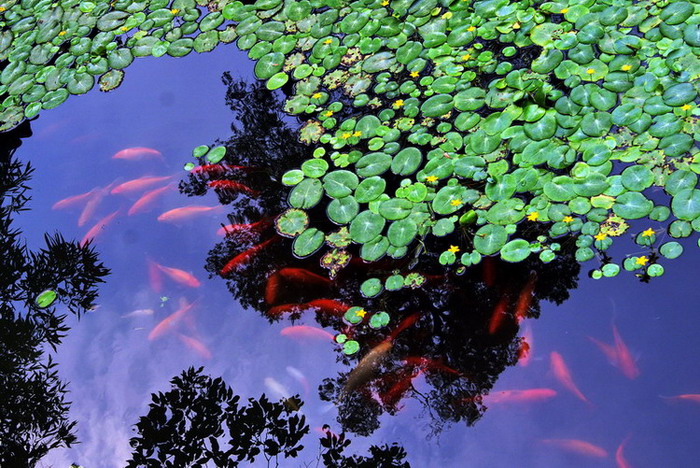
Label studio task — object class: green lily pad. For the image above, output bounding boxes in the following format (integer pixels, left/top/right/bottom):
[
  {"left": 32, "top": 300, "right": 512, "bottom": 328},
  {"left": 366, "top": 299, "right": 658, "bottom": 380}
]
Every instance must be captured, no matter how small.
[{"left": 35, "top": 290, "right": 57, "bottom": 308}]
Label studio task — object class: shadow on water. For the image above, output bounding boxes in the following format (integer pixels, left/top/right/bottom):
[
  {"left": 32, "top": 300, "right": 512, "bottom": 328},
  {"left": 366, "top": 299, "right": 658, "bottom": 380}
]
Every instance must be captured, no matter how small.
[{"left": 180, "top": 76, "right": 581, "bottom": 437}]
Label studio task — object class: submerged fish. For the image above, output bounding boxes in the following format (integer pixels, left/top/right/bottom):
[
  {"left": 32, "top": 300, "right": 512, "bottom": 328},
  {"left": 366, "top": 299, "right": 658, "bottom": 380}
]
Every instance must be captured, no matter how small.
[
  {"left": 177, "top": 333, "right": 212, "bottom": 359},
  {"left": 111, "top": 175, "right": 173, "bottom": 195},
  {"left": 661, "top": 394, "right": 700, "bottom": 404},
  {"left": 540, "top": 439, "right": 608, "bottom": 458},
  {"left": 280, "top": 325, "right": 335, "bottom": 342},
  {"left": 147, "top": 259, "right": 163, "bottom": 293},
  {"left": 112, "top": 147, "right": 163, "bottom": 160},
  {"left": 220, "top": 237, "right": 277, "bottom": 276},
  {"left": 191, "top": 164, "right": 260, "bottom": 175},
  {"left": 517, "top": 324, "right": 533, "bottom": 367},
  {"left": 128, "top": 184, "right": 174, "bottom": 216},
  {"left": 80, "top": 210, "right": 120, "bottom": 247},
  {"left": 157, "top": 205, "right": 222, "bottom": 223},
  {"left": 488, "top": 296, "right": 510, "bottom": 335},
  {"left": 155, "top": 263, "right": 201, "bottom": 288},
  {"left": 208, "top": 180, "right": 259, "bottom": 196},
  {"left": 550, "top": 351, "right": 591, "bottom": 405},
  {"left": 285, "top": 366, "right": 310, "bottom": 395},
  {"left": 148, "top": 298, "right": 195, "bottom": 341},
  {"left": 615, "top": 437, "right": 632, "bottom": 468},
  {"left": 263, "top": 377, "right": 300, "bottom": 411},
  {"left": 515, "top": 274, "right": 537, "bottom": 322},
  {"left": 342, "top": 341, "right": 393, "bottom": 396},
  {"left": 216, "top": 218, "right": 272, "bottom": 237},
  {"left": 483, "top": 388, "right": 557, "bottom": 405},
  {"left": 52, "top": 188, "right": 98, "bottom": 210},
  {"left": 121, "top": 308, "right": 154, "bottom": 318},
  {"left": 77, "top": 184, "right": 113, "bottom": 227},
  {"left": 403, "top": 356, "right": 460, "bottom": 376},
  {"left": 612, "top": 324, "right": 640, "bottom": 380}
]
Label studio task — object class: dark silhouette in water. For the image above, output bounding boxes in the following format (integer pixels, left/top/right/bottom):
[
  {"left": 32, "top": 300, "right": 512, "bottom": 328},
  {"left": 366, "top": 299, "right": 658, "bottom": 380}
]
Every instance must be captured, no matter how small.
[
  {"left": 127, "top": 367, "right": 410, "bottom": 467},
  {"left": 0, "top": 121, "right": 110, "bottom": 466},
  {"left": 179, "top": 77, "right": 581, "bottom": 436}
]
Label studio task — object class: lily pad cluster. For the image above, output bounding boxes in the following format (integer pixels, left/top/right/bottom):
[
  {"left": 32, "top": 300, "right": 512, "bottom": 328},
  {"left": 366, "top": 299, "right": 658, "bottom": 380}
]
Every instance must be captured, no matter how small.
[{"left": 0, "top": 0, "right": 235, "bottom": 130}]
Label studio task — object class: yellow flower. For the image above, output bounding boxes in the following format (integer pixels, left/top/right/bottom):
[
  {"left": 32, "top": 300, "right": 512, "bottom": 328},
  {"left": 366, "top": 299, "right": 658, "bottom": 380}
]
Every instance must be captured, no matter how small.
[
  {"left": 563, "top": 216, "right": 573, "bottom": 223},
  {"left": 323, "top": 38, "right": 333, "bottom": 45},
  {"left": 120, "top": 26, "right": 128, "bottom": 32},
  {"left": 560, "top": 8, "right": 569, "bottom": 13},
  {"left": 621, "top": 64, "right": 632, "bottom": 71},
  {"left": 352, "top": 131, "right": 362, "bottom": 137},
  {"left": 512, "top": 22, "right": 521, "bottom": 29},
  {"left": 0, "top": 6, "right": 5, "bottom": 12},
  {"left": 450, "top": 199, "right": 463, "bottom": 207},
  {"left": 586, "top": 68, "right": 595, "bottom": 75},
  {"left": 355, "top": 308, "right": 367, "bottom": 318},
  {"left": 442, "top": 12, "right": 452, "bottom": 19},
  {"left": 393, "top": 99, "right": 405, "bottom": 108},
  {"left": 58, "top": 30, "right": 66, "bottom": 36},
  {"left": 410, "top": 71, "right": 419, "bottom": 78},
  {"left": 426, "top": 175, "right": 438, "bottom": 183},
  {"left": 448, "top": 245, "right": 460, "bottom": 254},
  {"left": 461, "top": 53, "right": 471, "bottom": 61},
  {"left": 681, "top": 104, "right": 692, "bottom": 111},
  {"left": 170, "top": 8, "right": 179, "bottom": 14},
  {"left": 636, "top": 256, "right": 649, "bottom": 266},
  {"left": 467, "top": 26, "right": 476, "bottom": 32},
  {"left": 527, "top": 211, "right": 539, "bottom": 221},
  {"left": 323, "top": 110, "right": 334, "bottom": 117},
  {"left": 594, "top": 232, "right": 607, "bottom": 241},
  {"left": 381, "top": 0, "right": 389, "bottom": 5},
  {"left": 341, "top": 132, "right": 352, "bottom": 139},
  {"left": 642, "top": 228, "right": 655, "bottom": 237},
  {"left": 312, "top": 92, "right": 322, "bottom": 99}
]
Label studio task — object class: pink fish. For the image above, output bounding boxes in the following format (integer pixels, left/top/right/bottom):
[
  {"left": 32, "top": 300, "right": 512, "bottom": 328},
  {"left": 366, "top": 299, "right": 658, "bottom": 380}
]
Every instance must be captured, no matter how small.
[
  {"left": 661, "top": 394, "right": 700, "bottom": 404},
  {"left": 148, "top": 298, "right": 195, "bottom": 341},
  {"left": 483, "top": 388, "right": 557, "bottom": 405},
  {"left": 613, "top": 324, "right": 640, "bottom": 380},
  {"left": 80, "top": 210, "right": 119, "bottom": 247},
  {"left": 52, "top": 188, "right": 98, "bottom": 210},
  {"left": 550, "top": 351, "right": 591, "bottom": 405},
  {"left": 157, "top": 205, "right": 222, "bottom": 223},
  {"left": 177, "top": 333, "right": 212, "bottom": 359},
  {"left": 616, "top": 437, "right": 632, "bottom": 468},
  {"left": 518, "top": 323, "right": 533, "bottom": 367},
  {"left": 588, "top": 335, "right": 619, "bottom": 364},
  {"left": 540, "top": 439, "right": 607, "bottom": 458},
  {"left": 280, "top": 325, "right": 335, "bottom": 342},
  {"left": 147, "top": 259, "right": 163, "bottom": 293},
  {"left": 111, "top": 175, "right": 173, "bottom": 195},
  {"left": 155, "top": 263, "right": 201, "bottom": 288},
  {"left": 128, "top": 184, "right": 174, "bottom": 216},
  {"left": 77, "top": 184, "right": 113, "bottom": 227},
  {"left": 216, "top": 218, "right": 272, "bottom": 237},
  {"left": 220, "top": 237, "right": 277, "bottom": 276},
  {"left": 112, "top": 147, "right": 163, "bottom": 160}
]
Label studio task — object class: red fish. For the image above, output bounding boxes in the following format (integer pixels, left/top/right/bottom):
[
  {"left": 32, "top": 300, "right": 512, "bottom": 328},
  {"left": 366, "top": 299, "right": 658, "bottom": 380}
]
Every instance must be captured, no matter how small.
[
  {"left": 111, "top": 175, "right": 173, "bottom": 195},
  {"left": 403, "top": 356, "right": 460, "bottom": 376},
  {"left": 265, "top": 272, "right": 283, "bottom": 305},
  {"left": 267, "top": 303, "right": 303, "bottom": 318},
  {"left": 307, "top": 299, "right": 349, "bottom": 316},
  {"left": 190, "top": 164, "right": 260, "bottom": 175},
  {"left": 388, "top": 313, "right": 419, "bottom": 341},
  {"left": 177, "top": 333, "right": 212, "bottom": 359},
  {"left": 208, "top": 180, "right": 259, "bottom": 196},
  {"left": 515, "top": 274, "right": 537, "bottom": 322},
  {"left": 157, "top": 205, "right": 222, "bottom": 223},
  {"left": 588, "top": 335, "right": 619, "bottom": 364},
  {"left": 613, "top": 324, "right": 640, "bottom": 380},
  {"left": 77, "top": 184, "right": 113, "bottom": 227},
  {"left": 128, "top": 184, "right": 174, "bottom": 216},
  {"left": 280, "top": 325, "right": 335, "bottom": 342},
  {"left": 615, "top": 438, "right": 632, "bottom": 468},
  {"left": 216, "top": 218, "right": 272, "bottom": 237},
  {"left": 52, "top": 188, "right": 98, "bottom": 210},
  {"left": 80, "top": 210, "right": 119, "bottom": 247},
  {"left": 540, "top": 439, "right": 608, "bottom": 458},
  {"left": 481, "top": 256, "right": 497, "bottom": 286},
  {"left": 518, "top": 324, "right": 533, "bottom": 367},
  {"left": 550, "top": 351, "right": 590, "bottom": 405},
  {"left": 147, "top": 260, "right": 163, "bottom": 293},
  {"left": 220, "top": 237, "right": 277, "bottom": 276},
  {"left": 279, "top": 268, "right": 331, "bottom": 287},
  {"left": 661, "top": 394, "right": 700, "bottom": 404},
  {"left": 155, "top": 263, "right": 201, "bottom": 288},
  {"left": 483, "top": 388, "right": 557, "bottom": 405},
  {"left": 148, "top": 298, "right": 195, "bottom": 341},
  {"left": 112, "top": 147, "right": 163, "bottom": 160},
  {"left": 380, "top": 369, "right": 422, "bottom": 407},
  {"left": 488, "top": 296, "right": 510, "bottom": 335}
]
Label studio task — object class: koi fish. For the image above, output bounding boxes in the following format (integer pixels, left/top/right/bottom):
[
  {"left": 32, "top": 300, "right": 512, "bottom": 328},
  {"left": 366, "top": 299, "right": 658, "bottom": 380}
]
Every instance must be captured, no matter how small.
[
  {"left": 661, "top": 394, "right": 700, "bottom": 404},
  {"left": 550, "top": 351, "right": 590, "bottom": 405},
  {"left": 278, "top": 268, "right": 331, "bottom": 287},
  {"left": 190, "top": 164, "right": 260, "bottom": 175},
  {"left": 111, "top": 175, "right": 173, "bottom": 195},
  {"left": 307, "top": 299, "right": 349, "bottom": 316},
  {"left": 540, "top": 439, "right": 607, "bottom": 458},
  {"left": 588, "top": 335, "right": 619, "bottom": 364},
  {"left": 112, "top": 147, "right": 163, "bottom": 160},
  {"left": 342, "top": 341, "right": 393, "bottom": 395},
  {"left": 208, "top": 180, "right": 259, "bottom": 196},
  {"left": 515, "top": 274, "right": 537, "bottom": 322},
  {"left": 77, "top": 184, "right": 113, "bottom": 227},
  {"left": 155, "top": 263, "right": 201, "bottom": 288},
  {"left": 80, "top": 210, "right": 120, "bottom": 247},
  {"left": 488, "top": 296, "right": 510, "bottom": 335},
  {"left": 285, "top": 366, "right": 310, "bottom": 395},
  {"left": 128, "top": 184, "right": 174, "bottom": 216},
  {"left": 613, "top": 324, "right": 640, "bottom": 380},
  {"left": 52, "top": 188, "right": 98, "bottom": 210},
  {"left": 220, "top": 237, "right": 277, "bottom": 276},
  {"left": 615, "top": 438, "right": 632, "bottom": 468},
  {"left": 481, "top": 256, "right": 497, "bottom": 286},
  {"left": 267, "top": 303, "right": 302, "bottom": 318},
  {"left": 403, "top": 357, "right": 460, "bottom": 376},
  {"left": 157, "top": 205, "right": 222, "bottom": 223},
  {"left": 264, "top": 377, "right": 300, "bottom": 411},
  {"left": 148, "top": 298, "right": 195, "bottom": 341},
  {"left": 518, "top": 324, "right": 533, "bottom": 367},
  {"left": 483, "top": 388, "right": 557, "bottom": 405},
  {"left": 265, "top": 272, "right": 282, "bottom": 305},
  {"left": 121, "top": 308, "right": 154, "bottom": 318},
  {"left": 177, "top": 333, "right": 212, "bottom": 359},
  {"left": 147, "top": 260, "right": 163, "bottom": 293},
  {"left": 380, "top": 369, "right": 421, "bottom": 407},
  {"left": 216, "top": 218, "right": 272, "bottom": 237},
  {"left": 388, "top": 313, "right": 419, "bottom": 341},
  {"left": 280, "top": 325, "right": 335, "bottom": 342}
]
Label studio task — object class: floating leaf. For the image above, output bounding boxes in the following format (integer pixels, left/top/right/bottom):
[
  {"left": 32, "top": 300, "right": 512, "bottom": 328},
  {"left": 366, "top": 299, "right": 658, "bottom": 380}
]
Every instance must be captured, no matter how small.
[{"left": 35, "top": 290, "right": 57, "bottom": 308}]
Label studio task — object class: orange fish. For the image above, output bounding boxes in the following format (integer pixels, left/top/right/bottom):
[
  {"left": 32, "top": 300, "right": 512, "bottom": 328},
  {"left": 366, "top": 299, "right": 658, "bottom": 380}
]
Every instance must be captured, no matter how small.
[
  {"left": 518, "top": 324, "right": 533, "bottom": 367},
  {"left": 483, "top": 388, "right": 557, "bottom": 405},
  {"left": 403, "top": 356, "right": 460, "bottom": 376},
  {"left": 80, "top": 210, "right": 119, "bottom": 247},
  {"left": 615, "top": 438, "right": 632, "bottom": 468},
  {"left": 112, "top": 147, "right": 163, "bottom": 160},
  {"left": 190, "top": 164, "right": 259, "bottom": 175},
  {"left": 208, "top": 180, "right": 259, "bottom": 196},
  {"left": 220, "top": 237, "right": 277, "bottom": 276},
  {"left": 613, "top": 324, "right": 640, "bottom": 380},
  {"left": 128, "top": 184, "right": 174, "bottom": 216},
  {"left": 265, "top": 271, "right": 283, "bottom": 305},
  {"left": 550, "top": 351, "right": 590, "bottom": 405},
  {"left": 515, "top": 274, "right": 537, "bottom": 322},
  {"left": 177, "top": 333, "right": 212, "bottom": 359},
  {"left": 488, "top": 296, "right": 510, "bottom": 335},
  {"left": 148, "top": 298, "right": 195, "bottom": 341},
  {"left": 52, "top": 188, "right": 98, "bottom": 210},
  {"left": 216, "top": 218, "right": 272, "bottom": 237},
  {"left": 280, "top": 325, "right": 335, "bottom": 342},
  {"left": 307, "top": 299, "right": 349, "bottom": 316},
  {"left": 77, "top": 184, "right": 113, "bottom": 227},
  {"left": 540, "top": 439, "right": 608, "bottom": 458},
  {"left": 661, "top": 394, "right": 700, "bottom": 404},
  {"left": 157, "top": 205, "right": 222, "bottom": 223},
  {"left": 111, "top": 175, "right": 173, "bottom": 195},
  {"left": 147, "top": 260, "right": 163, "bottom": 293},
  {"left": 154, "top": 263, "right": 201, "bottom": 288},
  {"left": 279, "top": 268, "right": 331, "bottom": 286}
]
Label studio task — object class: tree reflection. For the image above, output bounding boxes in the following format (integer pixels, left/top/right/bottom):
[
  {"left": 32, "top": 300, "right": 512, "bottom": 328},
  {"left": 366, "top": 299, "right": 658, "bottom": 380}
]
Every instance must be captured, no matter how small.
[
  {"left": 180, "top": 78, "right": 580, "bottom": 436},
  {"left": 0, "top": 121, "right": 110, "bottom": 466}
]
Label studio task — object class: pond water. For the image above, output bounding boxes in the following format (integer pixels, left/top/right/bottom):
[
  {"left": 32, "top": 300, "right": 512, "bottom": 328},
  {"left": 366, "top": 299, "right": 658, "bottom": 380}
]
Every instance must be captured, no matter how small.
[{"left": 7, "top": 45, "right": 700, "bottom": 468}]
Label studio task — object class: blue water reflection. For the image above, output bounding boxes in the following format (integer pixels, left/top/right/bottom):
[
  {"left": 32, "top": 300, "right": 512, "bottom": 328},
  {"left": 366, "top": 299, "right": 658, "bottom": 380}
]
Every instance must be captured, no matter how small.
[{"left": 13, "top": 46, "right": 700, "bottom": 467}]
